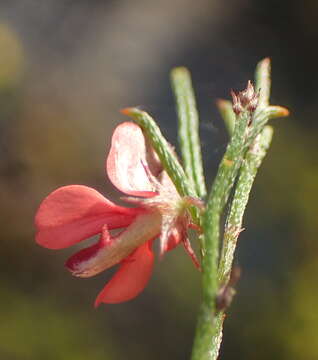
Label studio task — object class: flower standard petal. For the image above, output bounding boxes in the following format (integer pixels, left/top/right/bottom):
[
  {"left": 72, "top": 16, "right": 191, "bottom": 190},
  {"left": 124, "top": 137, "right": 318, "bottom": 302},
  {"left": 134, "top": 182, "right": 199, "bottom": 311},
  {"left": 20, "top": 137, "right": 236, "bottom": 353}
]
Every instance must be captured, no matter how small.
[
  {"left": 35, "top": 185, "right": 138, "bottom": 249},
  {"left": 106, "top": 122, "right": 158, "bottom": 197},
  {"left": 94, "top": 241, "right": 155, "bottom": 306}
]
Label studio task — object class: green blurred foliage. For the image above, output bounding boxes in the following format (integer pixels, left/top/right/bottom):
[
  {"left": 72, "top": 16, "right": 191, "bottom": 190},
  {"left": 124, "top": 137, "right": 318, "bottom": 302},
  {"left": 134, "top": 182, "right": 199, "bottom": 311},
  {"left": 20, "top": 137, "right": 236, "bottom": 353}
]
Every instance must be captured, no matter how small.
[
  {"left": 0, "top": 24, "right": 23, "bottom": 89},
  {"left": 0, "top": 284, "right": 126, "bottom": 360}
]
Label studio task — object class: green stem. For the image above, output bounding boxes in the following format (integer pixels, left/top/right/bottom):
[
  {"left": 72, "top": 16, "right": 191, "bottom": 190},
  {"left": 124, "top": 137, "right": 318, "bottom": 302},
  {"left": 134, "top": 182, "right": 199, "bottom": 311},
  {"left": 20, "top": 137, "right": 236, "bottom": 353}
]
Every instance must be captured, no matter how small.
[
  {"left": 191, "top": 107, "right": 253, "bottom": 360},
  {"left": 171, "top": 67, "right": 207, "bottom": 198},
  {"left": 200, "top": 126, "right": 273, "bottom": 359},
  {"left": 218, "top": 125, "right": 273, "bottom": 285},
  {"left": 191, "top": 58, "right": 288, "bottom": 360}
]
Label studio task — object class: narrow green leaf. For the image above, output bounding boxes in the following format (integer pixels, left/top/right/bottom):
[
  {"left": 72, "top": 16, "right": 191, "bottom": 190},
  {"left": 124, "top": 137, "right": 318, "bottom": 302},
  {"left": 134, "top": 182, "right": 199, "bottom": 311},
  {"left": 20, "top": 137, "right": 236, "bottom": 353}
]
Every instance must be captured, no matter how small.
[
  {"left": 255, "top": 57, "right": 271, "bottom": 108},
  {"left": 216, "top": 99, "right": 235, "bottom": 136},
  {"left": 249, "top": 105, "right": 289, "bottom": 146},
  {"left": 170, "top": 67, "right": 207, "bottom": 198}
]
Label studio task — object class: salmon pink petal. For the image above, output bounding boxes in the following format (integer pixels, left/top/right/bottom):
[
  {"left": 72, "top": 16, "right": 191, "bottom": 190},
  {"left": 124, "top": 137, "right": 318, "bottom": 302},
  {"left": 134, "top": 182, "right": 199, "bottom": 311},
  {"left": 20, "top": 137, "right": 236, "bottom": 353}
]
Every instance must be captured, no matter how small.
[
  {"left": 94, "top": 241, "right": 154, "bottom": 306},
  {"left": 35, "top": 185, "right": 138, "bottom": 250},
  {"left": 106, "top": 122, "right": 157, "bottom": 197}
]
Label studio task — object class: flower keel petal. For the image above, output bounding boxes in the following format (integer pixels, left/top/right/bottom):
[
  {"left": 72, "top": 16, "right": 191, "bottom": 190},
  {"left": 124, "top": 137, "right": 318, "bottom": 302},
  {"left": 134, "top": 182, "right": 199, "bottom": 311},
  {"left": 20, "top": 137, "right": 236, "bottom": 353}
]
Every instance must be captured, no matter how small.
[{"left": 66, "top": 212, "right": 161, "bottom": 278}]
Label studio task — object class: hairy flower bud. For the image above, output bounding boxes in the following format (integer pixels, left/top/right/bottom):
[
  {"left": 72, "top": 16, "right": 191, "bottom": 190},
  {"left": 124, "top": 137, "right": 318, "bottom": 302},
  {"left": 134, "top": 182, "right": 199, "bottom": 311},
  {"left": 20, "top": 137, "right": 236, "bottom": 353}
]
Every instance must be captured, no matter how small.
[
  {"left": 231, "top": 90, "right": 243, "bottom": 115},
  {"left": 231, "top": 81, "right": 259, "bottom": 115}
]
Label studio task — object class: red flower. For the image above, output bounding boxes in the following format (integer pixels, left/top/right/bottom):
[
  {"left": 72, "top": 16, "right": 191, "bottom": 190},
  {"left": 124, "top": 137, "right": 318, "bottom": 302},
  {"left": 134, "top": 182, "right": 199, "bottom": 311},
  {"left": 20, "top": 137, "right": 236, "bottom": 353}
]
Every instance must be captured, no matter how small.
[{"left": 35, "top": 122, "right": 199, "bottom": 306}]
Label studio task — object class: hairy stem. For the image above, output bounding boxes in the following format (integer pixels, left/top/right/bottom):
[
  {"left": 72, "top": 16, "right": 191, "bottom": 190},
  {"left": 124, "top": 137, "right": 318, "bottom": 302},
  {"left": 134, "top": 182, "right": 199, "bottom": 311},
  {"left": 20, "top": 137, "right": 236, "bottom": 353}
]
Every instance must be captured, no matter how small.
[
  {"left": 191, "top": 107, "right": 252, "bottom": 360},
  {"left": 191, "top": 58, "right": 288, "bottom": 360},
  {"left": 218, "top": 125, "right": 273, "bottom": 284}
]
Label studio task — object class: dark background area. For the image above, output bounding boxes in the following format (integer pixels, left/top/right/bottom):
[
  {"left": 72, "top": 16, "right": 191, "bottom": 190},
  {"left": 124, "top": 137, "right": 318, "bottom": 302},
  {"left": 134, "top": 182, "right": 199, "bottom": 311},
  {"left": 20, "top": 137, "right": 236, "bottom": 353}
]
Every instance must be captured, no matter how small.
[{"left": 0, "top": 1, "right": 317, "bottom": 359}]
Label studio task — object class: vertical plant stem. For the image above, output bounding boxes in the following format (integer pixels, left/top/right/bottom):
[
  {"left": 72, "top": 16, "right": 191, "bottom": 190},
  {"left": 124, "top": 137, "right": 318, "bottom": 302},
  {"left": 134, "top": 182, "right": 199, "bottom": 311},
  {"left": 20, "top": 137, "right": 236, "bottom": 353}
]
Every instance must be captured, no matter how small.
[
  {"left": 202, "top": 126, "right": 273, "bottom": 359},
  {"left": 218, "top": 125, "right": 273, "bottom": 284},
  {"left": 171, "top": 67, "right": 207, "bottom": 198},
  {"left": 191, "top": 59, "right": 288, "bottom": 360},
  {"left": 217, "top": 57, "right": 273, "bottom": 284},
  {"left": 191, "top": 108, "right": 253, "bottom": 360}
]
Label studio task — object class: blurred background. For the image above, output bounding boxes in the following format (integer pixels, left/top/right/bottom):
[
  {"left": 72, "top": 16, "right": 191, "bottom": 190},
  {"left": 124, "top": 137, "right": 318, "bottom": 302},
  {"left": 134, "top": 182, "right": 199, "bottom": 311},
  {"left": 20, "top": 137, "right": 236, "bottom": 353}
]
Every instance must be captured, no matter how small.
[{"left": 0, "top": 0, "right": 317, "bottom": 359}]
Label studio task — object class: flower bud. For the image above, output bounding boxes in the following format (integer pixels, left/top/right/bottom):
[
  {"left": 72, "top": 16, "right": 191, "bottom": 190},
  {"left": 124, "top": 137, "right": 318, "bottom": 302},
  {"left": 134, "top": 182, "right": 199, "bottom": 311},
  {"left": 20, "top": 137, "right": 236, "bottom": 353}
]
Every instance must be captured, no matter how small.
[
  {"left": 231, "top": 81, "right": 259, "bottom": 115},
  {"left": 231, "top": 90, "right": 243, "bottom": 115}
]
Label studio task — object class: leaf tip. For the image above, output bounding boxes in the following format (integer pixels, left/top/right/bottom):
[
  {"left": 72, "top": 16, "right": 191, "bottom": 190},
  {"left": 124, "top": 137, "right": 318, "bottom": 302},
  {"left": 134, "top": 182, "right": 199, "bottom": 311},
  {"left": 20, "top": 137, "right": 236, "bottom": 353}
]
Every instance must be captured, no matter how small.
[
  {"left": 215, "top": 98, "right": 228, "bottom": 109},
  {"left": 120, "top": 107, "right": 134, "bottom": 116},
  {"left": 261, "top": 57, "right": 271, "bottom": 65},
  {"left": 257, "top": 57, "right": 271, "bottom": 70},
  {"left": 270, "top": 105, "right": 290, "bottom": 118},
  {"left": 171, "top": 66, "right": 189, "bottom": 76}
]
